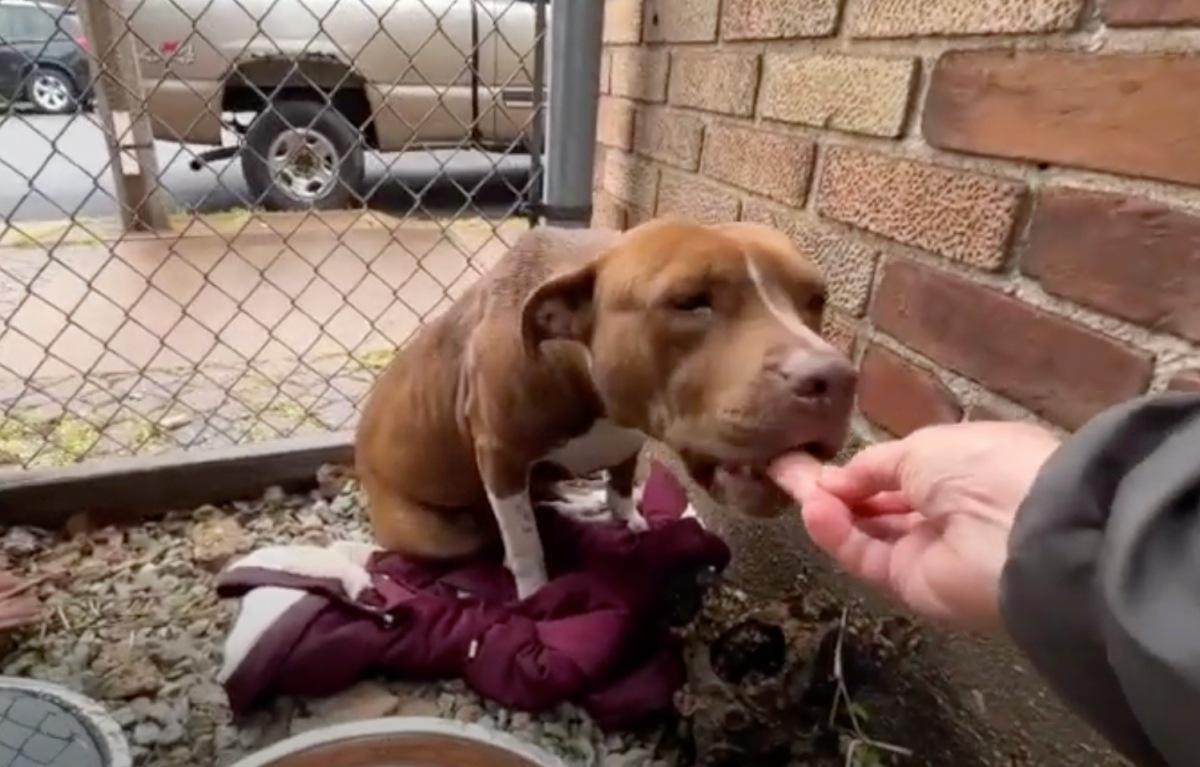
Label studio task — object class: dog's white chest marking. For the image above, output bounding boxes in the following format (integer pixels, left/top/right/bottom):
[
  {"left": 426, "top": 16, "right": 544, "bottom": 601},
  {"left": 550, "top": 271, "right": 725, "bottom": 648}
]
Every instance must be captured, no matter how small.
[{"left": 543, "top": 418, "right": 645, "bottom": 476}]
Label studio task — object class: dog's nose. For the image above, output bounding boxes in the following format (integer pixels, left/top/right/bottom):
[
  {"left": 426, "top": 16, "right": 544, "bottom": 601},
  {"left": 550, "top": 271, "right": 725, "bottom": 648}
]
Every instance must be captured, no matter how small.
[{"left": 777, "top": 353, "right": 857, "bottom": 403}]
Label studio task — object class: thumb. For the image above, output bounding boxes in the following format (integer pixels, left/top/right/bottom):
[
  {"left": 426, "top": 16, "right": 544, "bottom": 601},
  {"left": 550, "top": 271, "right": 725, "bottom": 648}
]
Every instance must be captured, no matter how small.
[{"left": 819, "top": 439, "right": 907, "bottom": 502}]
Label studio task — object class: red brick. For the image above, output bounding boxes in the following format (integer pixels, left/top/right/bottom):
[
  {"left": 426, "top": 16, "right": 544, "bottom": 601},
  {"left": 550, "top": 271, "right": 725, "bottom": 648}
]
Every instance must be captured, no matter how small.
[
  {"left": 817, "top": 147, "right": 1024, "bottom": 270},
  {"left": 859, "top": 345, "right": 962, "bottom": 437},
  {"left": 597, "top": 97, "right": 635, "bottom": 151},
  {"left": 643, "top": 0, "right": 719, "bottom": 41},
  {"left": 721, "top": 0, "right": 840, "bottom": 39},
  {"left": 1168, "top": 369, "right": 1200, "bottom": 393},
  {"left": 873, "top": 260, "right": 1153, "bottom": 429},
  {"left": 668, "top": 51, "right": 760, "bottom": 116},
  {"left": 703, "top": 124, "right": 813, "bottom": 205},
  {"left": 604, "top": 151, "right": 659, "bottom": 214},
  {"left": 593, "top": 145, "right": 607, "bottom": 191},
  {"left": 599, "top": 50, "right": 611, "bottom": 94},
  {"left": 1023, "top": 188, "right": 1200, "bottom": 343},
  {"left": 593, "top": 191, "right": 629, "bottom": 231},
  {"left": 604, "top": 0, "right": 643, "bottom": 43},
  {"left": 924, "top": 51, "right": 1200, "bottom": 187},
  {"left": 759, "top": 53, "right": 916, "bottom": 138},
  {"left": 1105, "top": 0, "right": 1200, "bottom": 25},
  {"left": 611, "top": 48, "right": 669, "bottom": 103},
  {"left": 634, "top": 106, "right": 704, "bottom": 170},
  {"left": 742, "top": 202, "right": 877, "bottom": 316},
  {"left": 657, "top": 170, "right": 740, "bottom": 223}
]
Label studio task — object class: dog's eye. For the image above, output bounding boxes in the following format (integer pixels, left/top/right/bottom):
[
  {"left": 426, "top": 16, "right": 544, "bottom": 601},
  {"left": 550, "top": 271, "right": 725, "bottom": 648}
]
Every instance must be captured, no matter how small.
[{"left": 671, "top": 291, "right": 713, "bottom": 314}]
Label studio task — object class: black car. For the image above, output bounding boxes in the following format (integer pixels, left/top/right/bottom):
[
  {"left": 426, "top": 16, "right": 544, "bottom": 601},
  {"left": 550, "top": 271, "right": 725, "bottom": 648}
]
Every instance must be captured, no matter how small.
[{"left": 0, "top": 0, "right": 90, "bottom": 114}]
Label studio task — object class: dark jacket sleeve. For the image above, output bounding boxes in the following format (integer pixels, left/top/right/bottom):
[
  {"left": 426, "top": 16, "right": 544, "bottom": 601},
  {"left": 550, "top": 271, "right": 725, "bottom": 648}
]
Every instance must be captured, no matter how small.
[{"left": 1001, "top": 393, "right": 1200, "bottom": 767}]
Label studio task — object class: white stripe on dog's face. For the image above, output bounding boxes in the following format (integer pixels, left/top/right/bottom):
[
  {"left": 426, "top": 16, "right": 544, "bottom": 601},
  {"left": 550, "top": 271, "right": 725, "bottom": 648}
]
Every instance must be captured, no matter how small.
[{"left": 744, "top": 254, "right": 834, "bottom": 352}]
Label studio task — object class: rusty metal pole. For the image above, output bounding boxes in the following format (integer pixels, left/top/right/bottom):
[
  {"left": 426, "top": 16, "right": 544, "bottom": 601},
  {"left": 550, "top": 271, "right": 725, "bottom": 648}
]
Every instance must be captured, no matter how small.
[{"left": 78, "top": 0, "right": 170, "bottom": 231}]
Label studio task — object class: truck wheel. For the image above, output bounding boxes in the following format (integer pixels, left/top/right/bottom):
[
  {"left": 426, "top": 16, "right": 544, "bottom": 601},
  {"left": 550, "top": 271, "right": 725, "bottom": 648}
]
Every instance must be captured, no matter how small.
[
  {"left": 242, "top": 99, "right": 365, "bottom": 211},
  {"left": 27, "top": 68, "right": 77, "bottom": 114}
]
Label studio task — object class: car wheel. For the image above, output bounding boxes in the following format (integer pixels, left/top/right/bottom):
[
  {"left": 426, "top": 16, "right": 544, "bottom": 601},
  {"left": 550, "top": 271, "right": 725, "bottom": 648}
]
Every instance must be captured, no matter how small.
[
  {"left": 26, "top": 68, "right": 77, "bottom": 115},
  {"left": 242, "top": 99, "right": 365, "bottom": 211}
]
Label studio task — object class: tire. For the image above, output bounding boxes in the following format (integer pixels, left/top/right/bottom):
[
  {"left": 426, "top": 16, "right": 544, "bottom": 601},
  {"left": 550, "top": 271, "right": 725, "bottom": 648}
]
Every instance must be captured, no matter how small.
[
  {"left": 26, "top": 68, "right": 77, "bottom": 115},
  {"left": 241, "top": 99, "right": 365, "bottom": 211}
]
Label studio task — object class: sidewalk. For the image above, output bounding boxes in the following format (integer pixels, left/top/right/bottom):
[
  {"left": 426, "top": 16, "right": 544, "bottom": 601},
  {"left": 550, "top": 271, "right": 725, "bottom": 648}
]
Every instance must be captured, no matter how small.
[{"left": 0, "top": 210, "right": 525, "bottom": 468}]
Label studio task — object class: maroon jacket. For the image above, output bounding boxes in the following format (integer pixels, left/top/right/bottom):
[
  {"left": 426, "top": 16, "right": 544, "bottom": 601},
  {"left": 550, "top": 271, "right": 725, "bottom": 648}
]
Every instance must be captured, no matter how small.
[{"left": 215, "top": 462, "right": 729, "bottom": 730}]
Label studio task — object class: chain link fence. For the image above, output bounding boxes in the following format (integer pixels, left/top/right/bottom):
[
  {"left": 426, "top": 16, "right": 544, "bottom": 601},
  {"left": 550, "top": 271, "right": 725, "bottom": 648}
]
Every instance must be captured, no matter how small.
[{"left": 0, "top": 0, "right": 547, "bottom": 470}]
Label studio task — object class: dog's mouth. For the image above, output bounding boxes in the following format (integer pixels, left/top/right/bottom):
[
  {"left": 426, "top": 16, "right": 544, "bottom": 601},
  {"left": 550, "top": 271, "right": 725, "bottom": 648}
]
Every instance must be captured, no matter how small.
[{"left": 685, "top": 440, "right": 838, "bottom": 519}]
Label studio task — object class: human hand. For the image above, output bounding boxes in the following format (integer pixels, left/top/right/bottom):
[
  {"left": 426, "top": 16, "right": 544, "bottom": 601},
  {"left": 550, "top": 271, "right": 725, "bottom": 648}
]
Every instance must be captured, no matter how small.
[{"left": 770, "top": 422, "right": 1060, "bottom": 631}]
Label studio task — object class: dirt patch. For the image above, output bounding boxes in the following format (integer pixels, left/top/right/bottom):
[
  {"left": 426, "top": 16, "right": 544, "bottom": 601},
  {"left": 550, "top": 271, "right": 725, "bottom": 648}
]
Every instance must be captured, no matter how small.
[
  {"left": 0, "top": 472, "right": 679, "bottom": 767},
  {"left": 0, "top": 449, "right": 1130, "bottom": 766}
]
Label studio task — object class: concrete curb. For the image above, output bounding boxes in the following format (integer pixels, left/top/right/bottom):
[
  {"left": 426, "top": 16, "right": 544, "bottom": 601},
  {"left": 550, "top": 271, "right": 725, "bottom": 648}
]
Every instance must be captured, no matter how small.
[{"left": 227, "top": 716, "right": 567, "bottom": 767}]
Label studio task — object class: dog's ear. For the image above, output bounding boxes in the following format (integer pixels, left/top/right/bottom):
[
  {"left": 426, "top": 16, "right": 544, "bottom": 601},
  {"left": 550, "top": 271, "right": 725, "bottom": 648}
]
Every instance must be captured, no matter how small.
[{"left": 521, "top": 264, "right": 597, "bottom": 354}]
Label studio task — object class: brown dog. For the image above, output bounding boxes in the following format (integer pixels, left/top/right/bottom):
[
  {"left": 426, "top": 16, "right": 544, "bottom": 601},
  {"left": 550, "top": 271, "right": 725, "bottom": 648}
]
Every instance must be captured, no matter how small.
[{"left": 356, "top": 217, "right": 855, "bottom": 597}]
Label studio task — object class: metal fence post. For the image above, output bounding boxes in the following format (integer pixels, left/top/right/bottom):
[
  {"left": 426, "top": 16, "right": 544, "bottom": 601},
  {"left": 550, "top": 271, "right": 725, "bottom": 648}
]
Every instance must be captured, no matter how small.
[
  {"left": 542, "top": 0, "right": 603, "bottom": 228},
  {"left": 79, "top": 0, "right": 170, "bottom": 231}
]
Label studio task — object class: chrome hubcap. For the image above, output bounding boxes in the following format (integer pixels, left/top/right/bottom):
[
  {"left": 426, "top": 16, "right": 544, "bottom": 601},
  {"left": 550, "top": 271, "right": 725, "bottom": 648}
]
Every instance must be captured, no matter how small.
[
  {"left": 32, "top": 74, "right": 70, "bottom": 111},
  {"left": 267, "top": 128, "right": 338, "bottom": 202}
]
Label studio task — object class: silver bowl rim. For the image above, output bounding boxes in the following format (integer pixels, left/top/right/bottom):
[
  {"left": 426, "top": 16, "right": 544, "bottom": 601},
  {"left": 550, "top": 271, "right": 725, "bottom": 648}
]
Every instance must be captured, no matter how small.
[
  {"left": 227, "top": 715, "right": 569, "bottom": 767},
  {"left": 0, "top": 675, "right": 132, "bottom": 767}
]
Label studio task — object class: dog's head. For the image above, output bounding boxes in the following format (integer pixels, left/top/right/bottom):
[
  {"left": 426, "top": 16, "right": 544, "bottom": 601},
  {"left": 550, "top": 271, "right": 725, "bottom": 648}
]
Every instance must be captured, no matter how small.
[{"left": 521, "top": 217, "right": 855, "bottom": 516}]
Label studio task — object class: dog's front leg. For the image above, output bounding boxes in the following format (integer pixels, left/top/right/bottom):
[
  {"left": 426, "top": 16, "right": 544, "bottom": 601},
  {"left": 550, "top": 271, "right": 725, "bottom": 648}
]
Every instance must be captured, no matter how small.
[{"left": 477, "top": 445, "right": 547, "bottom": 599}]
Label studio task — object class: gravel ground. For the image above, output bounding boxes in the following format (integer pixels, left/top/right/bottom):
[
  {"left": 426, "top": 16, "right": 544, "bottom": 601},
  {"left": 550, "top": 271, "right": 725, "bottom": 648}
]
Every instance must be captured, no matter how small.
[{"left": 0, "top": 469, "right": 677, "bottom": 767}]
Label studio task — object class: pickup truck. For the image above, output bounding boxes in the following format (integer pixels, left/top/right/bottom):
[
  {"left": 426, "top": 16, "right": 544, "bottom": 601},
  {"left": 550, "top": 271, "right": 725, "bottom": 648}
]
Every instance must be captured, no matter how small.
[{"left": 127, "top": 0, "right": 542, "bottom": 209}]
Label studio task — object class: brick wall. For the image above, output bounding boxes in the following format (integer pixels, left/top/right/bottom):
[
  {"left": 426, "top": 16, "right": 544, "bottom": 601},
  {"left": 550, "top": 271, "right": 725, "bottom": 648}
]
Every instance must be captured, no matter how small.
[{"left": 593, "top": 0, "right": 1200, "bottom": 440}]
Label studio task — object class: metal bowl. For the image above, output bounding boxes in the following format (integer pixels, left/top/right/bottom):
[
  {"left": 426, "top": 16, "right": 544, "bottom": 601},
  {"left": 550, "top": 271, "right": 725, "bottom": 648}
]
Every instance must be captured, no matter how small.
[
  {"left": 0, "top": 676, "right": 131, "bottom": 767},
  {"left": 228, "top": 716, "right": 567, "bottom": 767}
]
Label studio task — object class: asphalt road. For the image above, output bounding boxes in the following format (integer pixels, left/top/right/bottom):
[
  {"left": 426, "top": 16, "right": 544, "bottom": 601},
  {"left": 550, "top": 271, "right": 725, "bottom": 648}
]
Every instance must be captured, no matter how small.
[{"left": 0, "top": 110, "right": 533, "bottom": 223}]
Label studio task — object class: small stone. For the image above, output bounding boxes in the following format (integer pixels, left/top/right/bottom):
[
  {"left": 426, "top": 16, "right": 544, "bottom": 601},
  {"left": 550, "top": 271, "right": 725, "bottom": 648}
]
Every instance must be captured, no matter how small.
[
  {"left": 394, "top": 698, "right": 441, "bottom": 718},
  {"left": 189, "top": 682, "right": 228, "bottom": 709},
  {"left": 604, "top": 747, "right": 652, "bottom": 767},
  {"left": 330, "top": 495, "right": 356, "bottom": 516},
  {"left": 91, "top": 645, "right": 165, "bottom": 699},
  {"left": 436, "top": 693, "right": 457, "bottom": 716},
  {"left": 132, "top": 721, "right": 162, "bottom": 746},
  {"left": 454, "top": 702, "right": 483, "bottom": 723},
  {"left": 161, "top": 413, "right": 192, "bottom": 431},
  {"left": 302, "top": 681, "right": 399, "bottom": 728},
  {"left": 157, "top": 719, "right": 185, "bottom": 746},
  {"left": 262, "top": 486, "right": 286, "bottom": 505},
  {"left": 316, "top": 464, "right": 353, "bottom": 500},
  {"left": 111, "top": 706, "right": 136, "bottom": 727},
  {"left": 190, "top": 516, "right": 251, "bottom": 572},
  {"left": 295, "top": 510, "right": 322, "bottom": 530},
  {"left": 140, "top": 699, "right": 173, "bottom": 724},
  {"left": 1, "top": 527, "right": 41, "bottom": 558}
]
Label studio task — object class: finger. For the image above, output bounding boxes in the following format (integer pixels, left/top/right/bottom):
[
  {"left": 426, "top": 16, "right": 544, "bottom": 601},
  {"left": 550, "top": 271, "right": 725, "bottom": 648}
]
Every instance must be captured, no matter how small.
[
  {"left": 800, "top": 485, "right": 898, "bottom": 591},
  {"left": 853, "top": 511, "right": 923, "bottom": 542},
  {"left": 857, "top": 490, "right": 912, "bottom": 518},
  {"left": 819, "top": 440, "right": 907, "bottom": 502},
  {"left": 768, "top": 452, "right": 823, "bottom": 501}
]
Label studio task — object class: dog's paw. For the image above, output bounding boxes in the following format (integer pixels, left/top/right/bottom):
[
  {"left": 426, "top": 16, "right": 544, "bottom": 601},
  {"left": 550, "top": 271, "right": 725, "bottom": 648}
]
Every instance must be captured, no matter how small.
[
  {"left": 624, "top": 511, "right": 650, "bottom": 534},
  {"left": 546, "top": 486, "right": 610, "bottom": 521}
]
